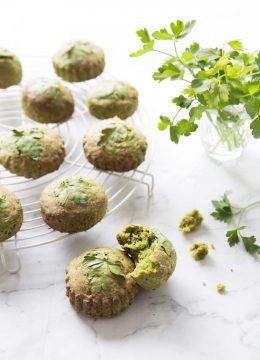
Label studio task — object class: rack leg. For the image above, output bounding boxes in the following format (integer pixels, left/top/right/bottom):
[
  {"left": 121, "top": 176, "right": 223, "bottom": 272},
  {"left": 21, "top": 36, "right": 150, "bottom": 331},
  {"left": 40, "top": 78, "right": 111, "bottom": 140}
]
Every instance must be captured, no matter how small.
[{"left": 0, "top": 237, "right": 21, "bottom": 274}]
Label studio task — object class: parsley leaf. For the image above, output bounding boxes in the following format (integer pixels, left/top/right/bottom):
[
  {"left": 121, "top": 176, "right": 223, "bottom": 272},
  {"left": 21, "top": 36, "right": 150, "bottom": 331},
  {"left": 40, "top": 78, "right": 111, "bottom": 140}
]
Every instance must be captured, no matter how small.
[
  {"left": 189, "top": 106, "right": 205, "bottom": 120},
  {"left": 136, "top": 28, "right": 151, "bottom": 43},
  {"left": 53, "top": 178, "right": 90, "bottom": 206},
  {"left": 170, "top": 20, "right": 185, "bottom": 38},
  {"left": 250, "top": 115, "right": 260, "bottom": 138},
  {"left": 12, "top": 129, "right": 24, "bottom": 137},
  {"left": 83, "top": 253, "right": 125, "bottom": 293},
  {"left": 0, "top": 196, "right": 9, "bottom": 209},
  {"left": 153, "top": 62, "right": 183, "bottom": 81},
  {"left": 12, "top": 128, "right": 44, "bottom": 161},
  {"left": 172, "top": 95, "right": 193, "bottom": 108},
  {"left": 211, "top": 193, "right": 233, "bottom": 223},
  {"left": 157, "top": 237, "right": 174, "bottom": 256},
  {"left": 228, "top": 40, "right": 243, "bottom": 51},
  {"left": 99, "top": 122, "right": 130, "bottom": 144},
  {"left": 169, "top": 125, "right": 179, "bottom": 144},
  {"left": 130, "top": 41, "right": 154, "bottom": 57},
  {"left": 108, "top": 260, "right": 125, "bottom": 277},
  {"left": 158, "top": 116, "right": 171, "bottom": 130},
  {"left": 152, "top": 28, "right": 173, "bottom": 40},
  {"left": 242, "top": 235, "right": 260, "bottom": 255},
  {"left": 170, "top": 20, "right": 195, "bottom": 39},
  {"left": 176, "top": 119, "right": 198, "bottom": 136},
  {"left": 178, "top": 20, "right": 196, "bottom": 39},
  {"left": 226, "top": 226, "right": 246, "bottom": 247},
  {"left": 245, "top": 97, "right": 260, "bottom": 119}
]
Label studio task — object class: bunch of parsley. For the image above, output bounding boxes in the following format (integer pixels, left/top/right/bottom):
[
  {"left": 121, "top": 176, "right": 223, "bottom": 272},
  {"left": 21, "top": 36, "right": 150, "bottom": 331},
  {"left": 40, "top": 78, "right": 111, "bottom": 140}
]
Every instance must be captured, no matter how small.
[{"left": 131, "top": 20, "right": 260, "bottom": 144}]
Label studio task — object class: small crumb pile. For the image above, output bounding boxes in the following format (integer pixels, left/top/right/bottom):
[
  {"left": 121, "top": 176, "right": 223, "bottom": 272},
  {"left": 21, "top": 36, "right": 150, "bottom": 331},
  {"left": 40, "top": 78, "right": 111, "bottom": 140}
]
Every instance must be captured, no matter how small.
[
  {"left": 190, "top": 243, "right": 209, "bottom": 261},
  {"left": 179, "top": 209, "right": 204, "bottom": 233}
]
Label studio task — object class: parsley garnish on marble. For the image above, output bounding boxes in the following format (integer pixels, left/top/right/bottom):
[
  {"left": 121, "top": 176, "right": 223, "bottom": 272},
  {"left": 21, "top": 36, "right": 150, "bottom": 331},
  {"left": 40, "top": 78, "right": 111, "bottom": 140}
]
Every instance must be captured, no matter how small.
[
  {"left": 130, "top": 20, "right": 260, "bottom": 143},
  {"left": 211, "top": 193, "right": 260, "bottom": 255}
]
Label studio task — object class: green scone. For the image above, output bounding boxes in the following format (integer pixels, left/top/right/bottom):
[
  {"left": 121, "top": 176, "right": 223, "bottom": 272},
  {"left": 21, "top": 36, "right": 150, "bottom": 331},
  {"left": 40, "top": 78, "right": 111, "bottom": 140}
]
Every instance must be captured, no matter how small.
[
  {"left": 87, "top": 80, "right": 138, "bottom": 120},
  {"left": 117, "top": 224, "right": 177, "bottom": 290},
  {"left": 0, "top": 187, "right": 23, "bottom": 242},
  {"left": 83, "top": 117, "right": 147, "bottom": 172},
  {"left": 0, "top": 48, "right": 22, "bottom": 89},
  {"left": 66, "top": 247, "right": 138, "bottom": 317},
  {"left": 40, "top": 177, "right": 108, "bottom": 233},
  {"left": 21, "top": 77, "right": 74, "bottom": 123},
  {"left": 0, "top": 125, "right": 65, "bottom": 179},
  {"left": 53, "top": 40, "right": 105, "bottom": 82}
]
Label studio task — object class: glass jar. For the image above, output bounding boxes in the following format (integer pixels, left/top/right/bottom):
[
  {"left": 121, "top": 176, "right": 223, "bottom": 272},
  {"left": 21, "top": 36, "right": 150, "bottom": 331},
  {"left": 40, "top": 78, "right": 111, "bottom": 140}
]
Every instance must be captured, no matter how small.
[{"left": 200, "top": 106, "right": 251, "bottom": 162}]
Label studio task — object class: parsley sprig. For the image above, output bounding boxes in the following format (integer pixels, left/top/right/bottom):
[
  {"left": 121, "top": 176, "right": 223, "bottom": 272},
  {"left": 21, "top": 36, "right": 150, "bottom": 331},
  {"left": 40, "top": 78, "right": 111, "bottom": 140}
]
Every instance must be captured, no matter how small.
[
  {"left": 211, "top": 193, "right": 260, "bottom": 255},
  {"left": 131, "top": 20, "right": 260, "bottom": 144}
]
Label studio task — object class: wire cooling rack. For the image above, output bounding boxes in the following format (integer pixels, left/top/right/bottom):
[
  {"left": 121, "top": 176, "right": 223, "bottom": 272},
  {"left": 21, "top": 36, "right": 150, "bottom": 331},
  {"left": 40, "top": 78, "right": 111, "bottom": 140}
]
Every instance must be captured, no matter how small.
[{"left": 0, "top": 57, "right": 154, "bottom": 274}]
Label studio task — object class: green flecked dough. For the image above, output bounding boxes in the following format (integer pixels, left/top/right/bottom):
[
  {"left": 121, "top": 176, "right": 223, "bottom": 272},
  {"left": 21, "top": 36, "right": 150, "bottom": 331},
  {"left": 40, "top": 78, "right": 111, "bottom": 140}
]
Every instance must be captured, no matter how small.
[
  {"left": 117, "top": 225, "right": 177, "bottom": 290},
  {"left": 0, "top": 187, "right": 23, "bottom": 242},
  {"left": 0, "top": 48, "right": 22, "bottom": 89},
  {"left": 65, "top": 247, "right": 138, "bottom": 318}
]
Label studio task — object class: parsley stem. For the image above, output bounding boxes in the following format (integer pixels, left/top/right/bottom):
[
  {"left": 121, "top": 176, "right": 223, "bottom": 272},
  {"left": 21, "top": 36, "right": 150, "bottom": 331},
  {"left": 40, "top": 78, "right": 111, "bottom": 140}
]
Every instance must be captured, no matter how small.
[
  {"left": 237, "top": 208, "right": 246, "bottom": 229},
  {"left": 233, "top": 200, "right": 260, "bottom": 217},
  {"left": 244, "top": 200, "right": 260, "bottom": 211},
  {"left": 173, "top": 39, "right": 195, "bottom": 77},
  {"left": 172, "top": 108, "right": 182, "bottom": 124},
  {"left": 152, "top": 49, "right": 175, "bottom": 58}
]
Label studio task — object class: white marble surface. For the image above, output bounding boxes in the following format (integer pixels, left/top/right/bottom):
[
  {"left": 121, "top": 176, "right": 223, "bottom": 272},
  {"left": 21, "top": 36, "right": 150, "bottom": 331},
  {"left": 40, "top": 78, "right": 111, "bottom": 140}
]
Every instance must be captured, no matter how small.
[{"left": 1, "top": 1, "right": 260, "bottom": 359}]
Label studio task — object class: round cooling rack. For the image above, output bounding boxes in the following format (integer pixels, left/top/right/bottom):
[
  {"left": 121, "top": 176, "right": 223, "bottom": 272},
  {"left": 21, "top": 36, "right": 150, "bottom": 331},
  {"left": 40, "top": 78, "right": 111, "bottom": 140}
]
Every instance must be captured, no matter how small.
[{"left": 0, "top": 57, "right": 155, "bottom": 274}]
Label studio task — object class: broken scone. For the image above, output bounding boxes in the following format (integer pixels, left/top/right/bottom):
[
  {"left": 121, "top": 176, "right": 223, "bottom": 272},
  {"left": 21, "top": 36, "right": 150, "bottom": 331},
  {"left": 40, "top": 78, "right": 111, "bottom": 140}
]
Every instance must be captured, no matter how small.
[{"left": 116, "top": 224, "right": 177, "bottom": 290}]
